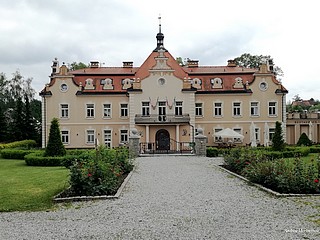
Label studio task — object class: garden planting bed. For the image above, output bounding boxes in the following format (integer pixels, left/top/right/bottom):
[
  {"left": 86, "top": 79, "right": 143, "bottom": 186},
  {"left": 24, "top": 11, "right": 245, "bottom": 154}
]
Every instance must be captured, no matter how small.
[
  {"left": 53, "top": 168, "right": 134, "bottom": 203},
  {"left": 218, "top": 164, "right": 320, "bottom": 197}
]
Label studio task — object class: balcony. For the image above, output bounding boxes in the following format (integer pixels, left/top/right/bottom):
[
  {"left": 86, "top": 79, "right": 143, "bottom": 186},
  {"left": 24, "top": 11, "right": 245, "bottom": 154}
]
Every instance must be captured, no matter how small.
[{"left": 135, "top": 114, "right": 190, "bottom": 124}]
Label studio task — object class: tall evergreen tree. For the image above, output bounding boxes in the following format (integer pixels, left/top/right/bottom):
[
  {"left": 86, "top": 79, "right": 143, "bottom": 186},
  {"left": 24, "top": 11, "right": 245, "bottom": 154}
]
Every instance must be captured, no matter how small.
[
  {"left": 45, "top": 118, "right": 66, "bottom": 157},
  {"left": 0, "top": 105, "right": 7, "bottom": 142},
  {"left": 24, "top": 94, "right": 36, "bottom": 140},
  {"left": 11, "top": 97, "right": 25, "bottom": 141},
  {"left": 272, "top": 121, "right": 285, "bottom": 151}
]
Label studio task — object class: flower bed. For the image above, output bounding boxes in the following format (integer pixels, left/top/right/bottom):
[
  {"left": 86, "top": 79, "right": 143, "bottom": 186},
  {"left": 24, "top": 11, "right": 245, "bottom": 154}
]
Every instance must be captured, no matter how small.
[
  {"left": 223, "top": 148, "right": 320, "bottom": 194},
  {"left": 59, "top": 146, "right": 134, "bottom": 198}
]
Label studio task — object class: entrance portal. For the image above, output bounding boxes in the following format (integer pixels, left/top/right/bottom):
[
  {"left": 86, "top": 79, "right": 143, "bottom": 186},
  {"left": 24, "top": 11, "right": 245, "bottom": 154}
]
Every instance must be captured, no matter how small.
[{"left": 156, "top": 129, "right": 170, "bottom": 150}]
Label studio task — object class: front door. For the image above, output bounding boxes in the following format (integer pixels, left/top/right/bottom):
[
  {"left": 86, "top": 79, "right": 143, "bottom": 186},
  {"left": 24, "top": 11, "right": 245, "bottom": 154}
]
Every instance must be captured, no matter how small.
[{"left": 156, "top": 129, "right": 170, "bottom": 150}]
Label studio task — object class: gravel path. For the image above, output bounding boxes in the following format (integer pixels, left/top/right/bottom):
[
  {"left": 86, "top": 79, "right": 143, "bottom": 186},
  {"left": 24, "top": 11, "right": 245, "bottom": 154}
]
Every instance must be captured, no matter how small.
[{"left": 1, "top": 156, "right": 319, "bottom": 239}]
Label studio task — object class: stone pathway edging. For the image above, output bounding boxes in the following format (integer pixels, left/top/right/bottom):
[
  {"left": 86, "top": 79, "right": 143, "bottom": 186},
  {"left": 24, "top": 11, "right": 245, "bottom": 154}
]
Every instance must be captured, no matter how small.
[
  {"left": 53, "top": 167, "right": 135, "bottom": 203},
  {"left": 215, "top": 164, "right": 320, "bottom": 197}
]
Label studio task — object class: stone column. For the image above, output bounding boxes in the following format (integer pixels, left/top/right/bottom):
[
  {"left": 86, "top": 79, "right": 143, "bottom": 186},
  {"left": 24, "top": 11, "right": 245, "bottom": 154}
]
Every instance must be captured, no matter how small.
[
  {"left": 194, "top": 128, "right": 207, "bottom": 156},
  {"left": 129, "top": 128, "right": 141, "bottom": 158}
]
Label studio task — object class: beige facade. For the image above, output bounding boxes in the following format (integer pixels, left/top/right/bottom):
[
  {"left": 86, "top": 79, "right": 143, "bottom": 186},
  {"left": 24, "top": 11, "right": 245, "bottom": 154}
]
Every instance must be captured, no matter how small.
[
  {"left": 40, "top": 27, "right": 288, "bottom": 151},
  {"left": 286, "top": 112, "right": 320, "bottom": 144}
]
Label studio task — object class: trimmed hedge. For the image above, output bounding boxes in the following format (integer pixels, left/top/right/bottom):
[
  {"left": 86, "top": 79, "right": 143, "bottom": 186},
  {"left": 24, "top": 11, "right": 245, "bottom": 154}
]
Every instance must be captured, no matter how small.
[
  {"left": 24, "top": 152, "right": 64, "bottom": 166},
  {"left": 0, "top": 140, "right": 37, "bottom": 150},
  {"left": 206, "top": 147, "right": 219, "bottom": 157},
  {"left": 0, "top": 149, "right": 35, "bottom": 160}
]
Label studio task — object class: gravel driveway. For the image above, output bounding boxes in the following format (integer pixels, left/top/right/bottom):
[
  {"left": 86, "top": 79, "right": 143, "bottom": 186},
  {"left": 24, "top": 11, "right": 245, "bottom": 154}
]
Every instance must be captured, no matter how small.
[{"left": 1, "top": 156, "right": 319, "bottom": 240}]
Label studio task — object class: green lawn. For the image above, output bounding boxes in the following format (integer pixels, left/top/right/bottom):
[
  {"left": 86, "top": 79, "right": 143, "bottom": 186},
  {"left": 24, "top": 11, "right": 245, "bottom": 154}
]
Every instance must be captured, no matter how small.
[{"left": 0, "top": 159, "right": 69, "bottom": 212}]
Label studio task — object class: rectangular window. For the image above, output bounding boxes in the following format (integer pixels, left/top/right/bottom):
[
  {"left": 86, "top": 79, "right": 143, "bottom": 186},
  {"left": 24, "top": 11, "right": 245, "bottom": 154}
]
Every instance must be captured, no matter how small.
[
  {"left": 233, "top": 128, "right": 242, "bottom": 143},
  {"left": 214, "top": 128, "right": 223, "bottom": 142},
  {"left": 142, "top": 102, "right": 150, "bottom": 116},
  {"left": 104, "top": 129, "right": 112, "bottom": 148},
  {"left": 214, "top": 102, "right": 222, "bottom": 117},
  {"left": 60, "top": 104, "right": 69, "bottom": 118},
  {"left": 86, "top": 129, "right": 95, "bottom": 144},
  {"left": 86, "top": 104, "right": 95, "bottom": 118},
  {"left": 233, "top": 102, "right": 241, "bottom": 117},
  {"left": 158, "top": 101, "right": 166, "bottom": 116},
  {"left": 195, "top": 103, "right": 203, "bottom": 117},
  {"left": 120, "top": 130, "right": 128, "bottom": 143},
  {"left": 120, "top": 103, "right": 128, "bottom": 117},
  {"left": 103, "top": 104, "right": 111, "bottom": 118},
  {"left": 61, "top": 130, "right": 69, "bottom": 145},
  {"left": 175, "top": 101, "right": 183, "bottom": 116},
  {"left": 269, "top": 128, "right": 275, "bottom": 141},
  {"left": 268, "top": 102, "right": 277, "bottom": 116},
  {"left": 255, "top": 128, "right": 260, "bottom": 142},
  {"left": 250, "top": 102, "right": 259, "bottom": 116}
]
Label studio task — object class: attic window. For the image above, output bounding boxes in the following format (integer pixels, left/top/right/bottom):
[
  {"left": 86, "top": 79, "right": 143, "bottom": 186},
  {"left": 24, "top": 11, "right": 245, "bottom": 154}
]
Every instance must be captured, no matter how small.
[
  {"left": 192, "top": 78, "right": 202, "bottom": 89},
  {"left": 102, "top": 78, "right": 113, "bottom": 90},
  {"left": 211, "top": 78, "right": 222, "bottom": 89},
  {"left": 84, "top": 78, "right": 95, "bottom": 90},
  {"left": 233, "top": 77, "right": 243, "bottom": 89}
]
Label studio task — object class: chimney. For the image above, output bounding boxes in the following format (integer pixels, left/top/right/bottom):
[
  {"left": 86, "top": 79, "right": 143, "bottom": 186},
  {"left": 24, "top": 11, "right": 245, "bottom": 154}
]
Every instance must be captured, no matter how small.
[
  {"left": 187, "top": 59, "right": 199, "bottom": 68},
  {"left": 90, "top": 61, "right": 100, "bottom": 68},
  {"left": 227, "top": 59, "right": 236, "bottom": 67},
  {"left": 123, "top": 61, "right": 133, "bottom": 68}
]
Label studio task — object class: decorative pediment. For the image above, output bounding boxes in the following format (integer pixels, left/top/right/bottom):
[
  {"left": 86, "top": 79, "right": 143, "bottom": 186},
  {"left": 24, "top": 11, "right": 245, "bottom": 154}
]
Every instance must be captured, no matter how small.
[
  {"left": 233, "top": 77, "right": 244, "bottom": 89},
  {"left": 211, "top": 78, "right": 223, "bottom": 89},
  {"left": 84, "top": 78, "right": 95, "bottom": 90}
]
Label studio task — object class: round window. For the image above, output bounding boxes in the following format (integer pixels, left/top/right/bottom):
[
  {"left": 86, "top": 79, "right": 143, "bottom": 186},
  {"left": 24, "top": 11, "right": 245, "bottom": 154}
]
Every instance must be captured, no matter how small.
[
  {"left": 158, "top": 78, "right": 165, "bottom": 85},
  {"left": 61, "top": 83, "right": 68, "bottom": 92},
  {"left": 259, "top": 82, "right": 268, "bottom": 91}
]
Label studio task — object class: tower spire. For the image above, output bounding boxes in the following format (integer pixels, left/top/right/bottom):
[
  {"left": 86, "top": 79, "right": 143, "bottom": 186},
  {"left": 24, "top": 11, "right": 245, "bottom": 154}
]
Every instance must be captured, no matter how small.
[{"left": 153, "top": 14, "right": 167, "bottom": 52}]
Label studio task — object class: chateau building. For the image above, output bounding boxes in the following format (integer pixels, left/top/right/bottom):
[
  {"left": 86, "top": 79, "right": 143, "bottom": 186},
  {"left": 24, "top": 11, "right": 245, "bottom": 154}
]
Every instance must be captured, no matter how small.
[{"left": 40, "top": 23, "right": 288, "bottom": 152}]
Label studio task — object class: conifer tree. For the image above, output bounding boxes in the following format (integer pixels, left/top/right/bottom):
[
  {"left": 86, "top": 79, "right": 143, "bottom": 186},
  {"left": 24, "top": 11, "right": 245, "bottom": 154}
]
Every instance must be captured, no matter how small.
[
  {"left": 297, "top": 132, "right": 312, "bottom": 146},
  {"left": 0, "top": 105, "right": 7, "bottom": 142},
  {"left": 24, "top": 94, "right": 36, "bottom": 140},
  {"left": 11, "top": 97, "right": 25, "bottom": 141},
  {"left": 45, "top": 118, "right": 66, "bottom": 156},
  {"left": 272, "top": 121, "right": 285, "bottom": 151}
]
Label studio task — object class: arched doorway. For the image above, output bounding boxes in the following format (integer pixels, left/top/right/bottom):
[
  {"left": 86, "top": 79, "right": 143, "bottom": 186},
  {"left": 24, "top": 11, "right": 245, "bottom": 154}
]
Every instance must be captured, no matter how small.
[{"left": 156, "top": 129, "right": 170, "bottom": 150}]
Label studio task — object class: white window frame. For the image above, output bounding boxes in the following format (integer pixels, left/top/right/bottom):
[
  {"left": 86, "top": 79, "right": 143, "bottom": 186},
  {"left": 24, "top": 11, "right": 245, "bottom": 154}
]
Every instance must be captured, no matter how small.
[
  {"left": 268, "top": 101, "right": 278, "bottom": 117},
  {"left": 104, "top": 129, "right": 112, "bottom": 148},
  {"left": 232, "top": 101, "right": 241, "bottom": 117},
  {"left": 86, "top": 103, "right": 95, "bottom": 118},
  {"left": 233, "top": 128, "right": 242, "bottom": 143},
  {"left": 250, "top": 101, "right": 259, "bottom": 117},
  {"left": 120, "top": 129, "right": 128, "bottom": 144},
  {"left": 214, "top": 128, "right": 223, "bottom": 142},
  {"left": 60, "top": 104, "right": 69, "bottom": 119},
  {"left": 142, "top": 102, "right": 150, "bottom": 116},
  {"left": 255, "top": 128, "right": 260, "bottom": 143},
  {"left": 61, "top": 130, "right": 69, "bottom": 145},
  {"left": 120, "top": 103, "right": 128, "bottom": 118},
  {"left": 103, "top": 103, "right": 112, "bottom": 119},
  {"left": 175, "top": 101, "right": 183, "bottom": 116},
  {"left": 86, "top": 129, "right": 95, "bottom": 144},
  {"left": 269, "top": 128, "right": 275, "bottom": 142},
  {"left": 214, "top": 102, "right": 223, "bottom": 117},
  {"left": 195, "top": 103, "right": 203, "bottom": 117}
]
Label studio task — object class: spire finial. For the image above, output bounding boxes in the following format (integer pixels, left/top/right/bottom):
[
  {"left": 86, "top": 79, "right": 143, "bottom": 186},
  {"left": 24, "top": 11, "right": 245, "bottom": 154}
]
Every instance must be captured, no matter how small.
[{"left": 158, "top": 14, "right": 162, "bottom": 33}]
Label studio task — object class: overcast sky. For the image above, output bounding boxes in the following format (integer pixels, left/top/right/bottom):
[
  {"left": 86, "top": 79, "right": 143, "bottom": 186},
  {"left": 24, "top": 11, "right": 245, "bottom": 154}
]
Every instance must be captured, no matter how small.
[{"left": 1, "top": 0, "right": 319, "bottom": 101}]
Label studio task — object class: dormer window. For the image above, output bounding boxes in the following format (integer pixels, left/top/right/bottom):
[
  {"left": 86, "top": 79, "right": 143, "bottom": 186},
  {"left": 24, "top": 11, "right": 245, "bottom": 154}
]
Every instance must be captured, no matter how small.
[
  {"left": 102, "top": 78, "right": 113, "bottom": 90},
  {"left": 211, "top": 78, "right": 222, "bottom": 89},
  {"left": 192, "top": 78, "right": 202, "bottom": 89},
  {"left": 84, "top": 78, "right": 94, "bottom": 90},
  {"left": 122, "top": 78, "right": 133, "bottom": 89},
  {"left": 233, "top": 77, "right": 244, "bottom": 89}
]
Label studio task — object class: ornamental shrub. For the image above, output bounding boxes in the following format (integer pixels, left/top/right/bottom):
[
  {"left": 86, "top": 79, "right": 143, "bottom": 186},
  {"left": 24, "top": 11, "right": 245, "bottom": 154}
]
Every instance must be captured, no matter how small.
[
  {"left": 0, "top": 140, "right": 37, "bottom": 150},
  {"left": 67, "top": 146, "right": 133, "bottom": 196},
  {"left": 25, "top": 151, "right": 63, "bottom": 166},
  {"left": 44, "top": 118, "right": 66, "bottom": 157},
  {"left": 272, "top": 121, "right": 285, "bottom": 151},
  {"left": 206, "top": 147, "right": 219, "bottom": 157},
  {"left": 297, "top": 132, "right": 313, "bottom": 146}
]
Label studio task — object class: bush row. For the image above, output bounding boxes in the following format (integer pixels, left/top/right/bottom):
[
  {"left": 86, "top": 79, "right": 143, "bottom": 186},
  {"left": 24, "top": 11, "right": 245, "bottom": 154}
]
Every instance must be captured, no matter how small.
[
  {"left": 0, "top": 140, "right": 37, "bottom": 150},
  {"left": 223, "top": 147, "right": 320, "bottom": 194},
  {"left": 24, "top": 151, "right": 64, "bottom": 166},
  {"left": 0, "top": 149, "right": 36, "bottom": 159}
]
